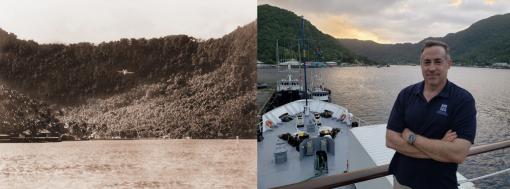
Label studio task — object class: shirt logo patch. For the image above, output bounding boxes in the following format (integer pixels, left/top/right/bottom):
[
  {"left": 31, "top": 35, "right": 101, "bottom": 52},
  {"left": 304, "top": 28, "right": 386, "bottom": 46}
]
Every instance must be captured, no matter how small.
[{"left": 437, "top": 104, "right": 448, "bottom": 116}]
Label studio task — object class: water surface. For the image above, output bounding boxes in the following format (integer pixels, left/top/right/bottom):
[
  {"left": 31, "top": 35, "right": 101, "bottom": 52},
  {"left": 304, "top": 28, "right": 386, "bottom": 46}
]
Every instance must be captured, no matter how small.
[
  {"left": 0, "top": 140, "right": 256, "bottom": 189},
  {"left": 258, "top": 65, "right": 510, "bottom": 188}
]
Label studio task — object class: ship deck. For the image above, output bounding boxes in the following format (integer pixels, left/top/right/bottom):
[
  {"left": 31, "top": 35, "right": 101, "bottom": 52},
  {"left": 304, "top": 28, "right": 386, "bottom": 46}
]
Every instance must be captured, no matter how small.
[{"left": 258, "top": 100, "right": 354, "bottom": 189}]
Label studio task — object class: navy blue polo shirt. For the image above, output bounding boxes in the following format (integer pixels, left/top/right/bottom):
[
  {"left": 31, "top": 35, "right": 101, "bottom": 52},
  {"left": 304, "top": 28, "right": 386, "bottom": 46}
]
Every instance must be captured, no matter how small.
[{"left": 387, "top": 80, "right": 476, "bottom": 189}]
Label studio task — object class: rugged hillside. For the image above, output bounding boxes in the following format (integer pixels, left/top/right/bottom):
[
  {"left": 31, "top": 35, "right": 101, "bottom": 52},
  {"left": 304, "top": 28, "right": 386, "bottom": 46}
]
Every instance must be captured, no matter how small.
[
  {"left": 0, "top": 84, "right": 63, "bottom": 134},
  {"left": 0, "top": 28, "right": 197, "bottom": 103},
  {"left": 0, "top": 21, "right": 257, "bottom": 139},
  {"left": 338, "top": 13, "right": 510, "bottom": 65},
  {"left": 338, "top": 39, "right": 419, "bottom": 64},
  {"left": 257, "top": 4, "right": 374, "bottom": 64}
]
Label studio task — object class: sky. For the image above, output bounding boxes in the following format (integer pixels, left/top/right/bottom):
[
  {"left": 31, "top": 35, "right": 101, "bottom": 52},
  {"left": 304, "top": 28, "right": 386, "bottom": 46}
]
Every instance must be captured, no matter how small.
[
  {"left": 258, "top": 0, "right": 510, "bottom": 44},
  {"left": 0, "top": 0, "right": 256, "bottom": 44}
]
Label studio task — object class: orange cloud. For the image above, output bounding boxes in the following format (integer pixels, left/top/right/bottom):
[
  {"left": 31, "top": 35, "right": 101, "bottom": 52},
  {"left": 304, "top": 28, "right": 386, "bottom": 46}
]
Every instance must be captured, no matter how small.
[
  {"left": 307, "top": 15, "right": 392, "bottom": 44},
  {"left": 485, "top": 0, "right": 496, "bottom": 5},
  {"left": 450, "top": 0, "right": 463, "bottom": 6}
]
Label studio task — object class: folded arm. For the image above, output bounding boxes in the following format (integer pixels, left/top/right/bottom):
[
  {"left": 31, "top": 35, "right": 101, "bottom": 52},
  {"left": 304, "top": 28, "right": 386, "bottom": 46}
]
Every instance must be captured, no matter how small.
[
  {"left": 386, "top": 129, "right": 430, "bottom": 159},
  {"left": 411, "top": 130, "right": 471, "bottom": 164},
  {"left": 386, "top": 128, "right": 462, "bottom": 161}
]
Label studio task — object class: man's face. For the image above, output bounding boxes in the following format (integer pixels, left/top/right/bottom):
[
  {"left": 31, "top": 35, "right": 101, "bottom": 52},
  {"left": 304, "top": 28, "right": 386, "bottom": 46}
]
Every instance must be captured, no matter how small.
[{"left": 420, "top": 46, "right": 451, "bottom": 87}]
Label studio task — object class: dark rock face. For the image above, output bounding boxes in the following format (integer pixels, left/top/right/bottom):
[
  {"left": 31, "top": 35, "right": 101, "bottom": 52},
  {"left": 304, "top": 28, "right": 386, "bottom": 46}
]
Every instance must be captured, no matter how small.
[{"left": 0, "top": 21, "right": 257, "bottom": 139}]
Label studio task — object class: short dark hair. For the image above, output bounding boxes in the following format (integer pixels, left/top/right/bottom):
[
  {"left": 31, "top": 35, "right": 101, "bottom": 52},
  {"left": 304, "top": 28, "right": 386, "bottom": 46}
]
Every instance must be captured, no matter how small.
[{"left": 421, "top": 40, "right": 450, "bottom": 60}]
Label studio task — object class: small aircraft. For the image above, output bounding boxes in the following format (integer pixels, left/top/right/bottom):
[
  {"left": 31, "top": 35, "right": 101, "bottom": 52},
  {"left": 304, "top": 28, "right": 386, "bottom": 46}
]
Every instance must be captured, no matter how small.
[{"left": 118, "top": 69, "right": 134, "bottom": 75}]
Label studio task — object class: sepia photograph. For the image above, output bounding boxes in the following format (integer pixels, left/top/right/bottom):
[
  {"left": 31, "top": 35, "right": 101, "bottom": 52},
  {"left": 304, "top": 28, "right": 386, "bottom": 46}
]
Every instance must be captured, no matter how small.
[
  {"left": 0, "top": 0, "right": 257, "bottom": 188},
  {"left": 256, "top": 0, "right": 510, "bottom": 188}
]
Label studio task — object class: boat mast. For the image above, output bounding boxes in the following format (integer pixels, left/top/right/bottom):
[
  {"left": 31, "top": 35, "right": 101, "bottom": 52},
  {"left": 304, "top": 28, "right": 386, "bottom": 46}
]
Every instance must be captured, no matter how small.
[
  {"left": 301, "top": 16, "right": 308, "bottom": 107},
  {"left": 276, "top": 39, "right": 279, "bottom": 64},
  {"left": 278, "top": 39, "right": 293, "bottom": 86}
]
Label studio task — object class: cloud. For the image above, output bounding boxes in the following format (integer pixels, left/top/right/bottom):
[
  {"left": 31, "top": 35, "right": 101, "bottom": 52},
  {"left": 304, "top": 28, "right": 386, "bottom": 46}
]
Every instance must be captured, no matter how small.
[
  {"left": 259, "top": 0, "right": 402, "bottom": 15},
  {"left": 450, "top": 0, "right": 463, "bottom": 6},
  {"left": 259, "top": 0, "right": 510, "bottom": 43},
  {"left": 0, "top": 0, "right": 256, "bottom": 44},
  {"left": 485, "top": 0, "right": 496, "bottom": 5},
  {"left": 307, "top": 15, "right": 392, "bottom": 44}
]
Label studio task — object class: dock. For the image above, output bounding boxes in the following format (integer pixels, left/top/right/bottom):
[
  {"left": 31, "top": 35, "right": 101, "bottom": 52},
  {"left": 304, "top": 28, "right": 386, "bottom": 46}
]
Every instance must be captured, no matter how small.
[{"left": 0, "top": 133, "right": 63, "bottom": 143}]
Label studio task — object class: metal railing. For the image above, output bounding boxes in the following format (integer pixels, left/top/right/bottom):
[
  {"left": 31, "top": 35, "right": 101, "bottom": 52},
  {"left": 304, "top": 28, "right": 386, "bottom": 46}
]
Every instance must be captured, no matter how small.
[
  {"left": 352, "top": 115, "right": 372, "bottom": 126},
  {"left": 273, "top": 140, "right": 510, "bottom": 189}
]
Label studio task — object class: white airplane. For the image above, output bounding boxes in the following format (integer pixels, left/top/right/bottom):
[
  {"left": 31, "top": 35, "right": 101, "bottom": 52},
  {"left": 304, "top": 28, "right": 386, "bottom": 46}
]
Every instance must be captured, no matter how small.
[{"left": 118, "top": 69, "right": 134, "bottom": 75}]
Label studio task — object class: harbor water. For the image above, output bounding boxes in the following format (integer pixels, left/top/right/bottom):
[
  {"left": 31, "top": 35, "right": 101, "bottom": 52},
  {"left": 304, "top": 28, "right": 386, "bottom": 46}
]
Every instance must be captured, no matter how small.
[
  {"left": 0, "top": 140, "right": 256, "bottom": 189},
  {"left": 257, "top": 65, "right": 510, "bottom": 188}
]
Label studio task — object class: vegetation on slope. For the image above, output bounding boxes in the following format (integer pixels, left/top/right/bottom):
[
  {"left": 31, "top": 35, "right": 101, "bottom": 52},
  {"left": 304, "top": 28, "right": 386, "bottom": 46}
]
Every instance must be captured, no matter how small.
[
  {"left": 0, "top": 21, "right": 257, "bottom": 139},
  {"left": 258, "top": 4, "right": 374, "bottom": 65},
  {"left": 338, "top": 13, "right": 510, "bottom": 65}
]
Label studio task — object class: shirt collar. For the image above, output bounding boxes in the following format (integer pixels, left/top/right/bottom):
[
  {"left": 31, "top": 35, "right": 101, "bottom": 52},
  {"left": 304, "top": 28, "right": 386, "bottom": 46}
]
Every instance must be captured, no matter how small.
[
  {"left": 413, "top": 81, "right": 424, "bottom": 96},
  {"left": 413, "top": 80, "right": 451, "bottom": 98},
  {"left": 437, "top": 80, "right": 451, "bottom": 98}
]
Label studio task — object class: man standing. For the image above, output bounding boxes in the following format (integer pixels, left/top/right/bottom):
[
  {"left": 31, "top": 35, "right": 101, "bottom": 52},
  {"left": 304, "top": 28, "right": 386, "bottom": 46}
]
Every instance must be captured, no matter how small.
[{"left": 386, "top": 40, "right": 477, "bottom": 189}]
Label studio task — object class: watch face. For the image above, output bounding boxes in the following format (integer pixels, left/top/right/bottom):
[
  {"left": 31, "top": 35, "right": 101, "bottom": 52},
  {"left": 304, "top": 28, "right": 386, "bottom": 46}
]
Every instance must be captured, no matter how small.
[
  {"left": 408, "top": 134, "right": 416, "bottom": 144},
  {"left": 410, "top": 134, "right": 416, "bottom": 143}
]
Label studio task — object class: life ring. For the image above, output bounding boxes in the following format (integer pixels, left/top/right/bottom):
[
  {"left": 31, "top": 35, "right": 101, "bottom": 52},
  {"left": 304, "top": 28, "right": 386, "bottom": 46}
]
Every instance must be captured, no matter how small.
[
  {"left": 339, "top": 114, "right": 347, "bottom": 121},
  {"left": 266, "top": 120, "right": 273, "bottom": 128}
]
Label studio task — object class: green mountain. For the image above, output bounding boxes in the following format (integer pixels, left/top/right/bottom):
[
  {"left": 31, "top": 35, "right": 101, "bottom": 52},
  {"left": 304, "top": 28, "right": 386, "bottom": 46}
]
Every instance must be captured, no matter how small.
[
  {"left": 338, "top": 13, "right": 510, "bottom": 65},
  {"left": 338, "top": 39, "right": 419, "bottom": 64},
  {"left": 257, "top": 4, "right": 374, "bottom": 65}
]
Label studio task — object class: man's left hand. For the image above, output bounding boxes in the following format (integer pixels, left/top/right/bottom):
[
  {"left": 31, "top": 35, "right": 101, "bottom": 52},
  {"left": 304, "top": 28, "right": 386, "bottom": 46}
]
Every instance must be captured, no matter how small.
[{"left": 402, "top": 128, "right": 412, "bottom": 140}]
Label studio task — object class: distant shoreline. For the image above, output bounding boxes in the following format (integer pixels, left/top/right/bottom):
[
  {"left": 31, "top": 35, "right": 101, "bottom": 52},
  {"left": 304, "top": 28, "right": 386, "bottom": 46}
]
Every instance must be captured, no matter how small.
[
  {"left": 0, "top": 135, "right": 248, "bottom": 143},
  {"left": 257, "top": 64, "right": 510, "bottom": 69}
]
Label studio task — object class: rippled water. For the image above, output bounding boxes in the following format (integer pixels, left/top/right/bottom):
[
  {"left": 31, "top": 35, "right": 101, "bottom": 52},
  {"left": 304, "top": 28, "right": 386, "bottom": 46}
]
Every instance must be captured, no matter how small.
[
  {"left": 258, "top": 65, "right": 510, "bottom": 188},
  {"left": 0, "top": 140, "right": 256, "bottom": 189}
]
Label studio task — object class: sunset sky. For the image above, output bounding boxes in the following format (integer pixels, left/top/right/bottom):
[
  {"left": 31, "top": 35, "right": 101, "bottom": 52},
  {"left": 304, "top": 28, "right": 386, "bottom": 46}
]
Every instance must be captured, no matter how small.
[
  {"left": 258, "top": 0, "right": 510, "bottom": 44},
  {"left": 0, "top": 0, "right": 255, "bottom": 44}
]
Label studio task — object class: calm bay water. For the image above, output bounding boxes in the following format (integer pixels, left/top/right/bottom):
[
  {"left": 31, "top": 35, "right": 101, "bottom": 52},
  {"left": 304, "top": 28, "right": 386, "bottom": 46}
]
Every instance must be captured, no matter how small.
[
  {"left": 258, "top": 65, "right": 510, "bottom": 188},
  {"left": 0, "top": 140, "right": 256, "bottom": 189},
  {"left": 1, "top": 66, "right": 507, "bottom": 189}
]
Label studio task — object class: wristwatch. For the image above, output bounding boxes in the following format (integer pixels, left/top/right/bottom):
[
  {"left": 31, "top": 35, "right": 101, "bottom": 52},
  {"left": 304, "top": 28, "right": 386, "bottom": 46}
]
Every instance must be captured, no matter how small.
[{"left": 407, "top": 132, "right": 416, "bottom": 145}]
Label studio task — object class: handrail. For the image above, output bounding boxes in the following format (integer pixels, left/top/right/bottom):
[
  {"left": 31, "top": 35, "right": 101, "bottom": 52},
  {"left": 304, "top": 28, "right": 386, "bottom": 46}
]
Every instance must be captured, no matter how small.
[
  {"left": 352, "top": 115, "right": 372, "bottom": 126},
  {"left": 273, "top": 139, "right": 510, "bottom": 189}
]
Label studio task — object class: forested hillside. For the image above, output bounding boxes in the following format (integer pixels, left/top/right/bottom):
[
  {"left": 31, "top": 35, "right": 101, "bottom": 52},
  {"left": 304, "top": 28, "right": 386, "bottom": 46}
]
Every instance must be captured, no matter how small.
[
  {"left": 0, "top": 21, "right": 257, "bottom": 139},
  {"left": 258, "top": 4, "right": 374, "bottom": 64},
  {"left": 338, "top": 13, "right": 510, "bottom": 65}
]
